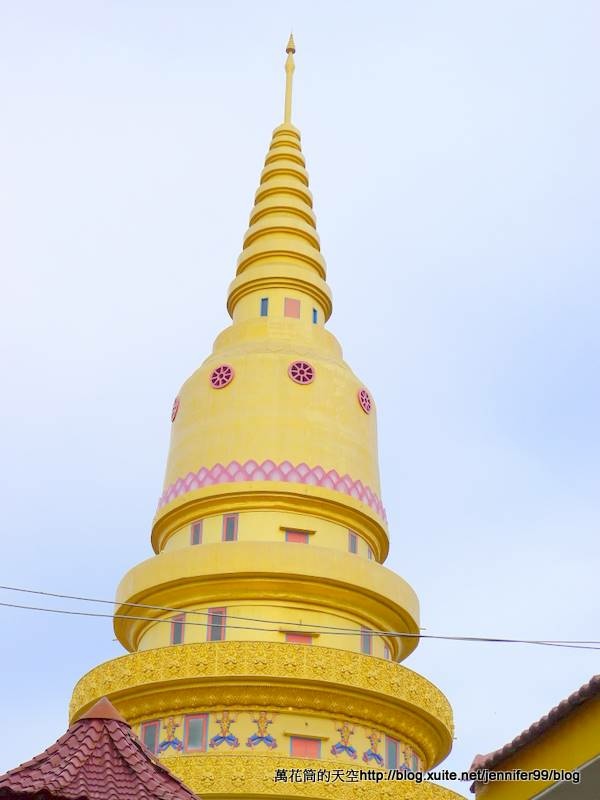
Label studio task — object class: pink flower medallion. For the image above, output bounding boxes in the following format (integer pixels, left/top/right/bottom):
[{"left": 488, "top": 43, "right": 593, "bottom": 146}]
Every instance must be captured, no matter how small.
[
  {"left": 210, "top": 364, "right": 234, "bottom": 389},
  {"left": 171, "top": 396, "right": 180, "bottom": 422},
  {"left": 358, "top": 388, "right": 372, "bottom": 414},
  {"left": 288, "top": 361, "right": 315, "bottom": 385}
]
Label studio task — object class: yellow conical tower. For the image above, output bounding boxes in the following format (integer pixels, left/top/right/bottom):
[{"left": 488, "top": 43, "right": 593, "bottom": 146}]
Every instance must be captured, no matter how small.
[{"left": 70, "top": 41, "right": 461, "bottom": 800}]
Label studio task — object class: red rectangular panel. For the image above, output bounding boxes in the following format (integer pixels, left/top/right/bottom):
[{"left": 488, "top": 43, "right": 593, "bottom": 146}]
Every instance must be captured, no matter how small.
[
  {"left": 290, "top": 737, "right": 321, "bottom": 758},
  {"left": 285, "top": 633, "right": 313, "bottom": 645},
  {"left": 285, "top": 530, "right": 309, "bottom": 543},
  {"left": 284, "top": 297, "right": 301, "bottom": 318}
]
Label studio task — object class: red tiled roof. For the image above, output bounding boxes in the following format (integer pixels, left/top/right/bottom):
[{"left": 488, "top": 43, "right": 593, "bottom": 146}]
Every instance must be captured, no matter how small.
[
  {"left": 0, "top": 699, "right": 199, "bottom": 800},
  {"left": 470, "top": 674, "right": 600, "bottom": 787}
]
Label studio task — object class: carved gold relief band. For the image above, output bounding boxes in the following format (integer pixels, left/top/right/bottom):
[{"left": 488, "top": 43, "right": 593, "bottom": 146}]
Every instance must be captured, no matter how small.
[
  {"left": 161, "top": 754, "right": 466, "bottom": 799},
  {"left": 70, "top": 641, "right": 453, "bottom": 768}
]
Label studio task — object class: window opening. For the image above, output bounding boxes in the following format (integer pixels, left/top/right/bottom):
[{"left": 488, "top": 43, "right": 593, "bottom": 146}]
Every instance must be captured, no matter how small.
[
  {"left": 141, "top": 721, "right": 160, "bottom": 754},
  {"left": 386, "top": 737, "right": 399, "bottom": 768},
  {"left": 207, "top": 607, "right": 226, "bottom": 641},
  {"left": 184, "top": 715, "right": 208, "bottom": 751},
  {"left": 360, "top": 627, "right": 372, "bottom": 655},
  {"left": 222, "top": 514, "right": 238, "bottom": 541},
  {"left": 191, "top": 521, "right": 202, "bottom": 545},
  {"left": 170, "top": 614, "right": 185, "bottom": 645}
]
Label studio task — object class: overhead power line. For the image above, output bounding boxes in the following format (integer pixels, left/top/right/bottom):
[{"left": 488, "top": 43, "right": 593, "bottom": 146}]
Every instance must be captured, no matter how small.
[{"left": 0, "top": 585, "right": 598, "bottom": 651}]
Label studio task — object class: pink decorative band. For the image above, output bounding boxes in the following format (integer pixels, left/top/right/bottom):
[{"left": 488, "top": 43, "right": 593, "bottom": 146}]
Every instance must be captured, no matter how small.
[{"left": 158, "top": 459, "right": 387, "bottom": 521}]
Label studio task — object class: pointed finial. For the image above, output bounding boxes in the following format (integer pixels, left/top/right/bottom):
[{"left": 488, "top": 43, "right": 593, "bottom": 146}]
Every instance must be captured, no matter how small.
[{"left": 284, "top": 34, "right": 296, "bottom": 124}]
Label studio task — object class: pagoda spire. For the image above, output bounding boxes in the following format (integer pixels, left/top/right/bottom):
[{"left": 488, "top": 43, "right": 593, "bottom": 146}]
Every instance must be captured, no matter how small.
[
  {"left": 226, "top": 36, "right": 333, "bottom": 321},
  {"left": 68, "top": 39, "right": 458, "bottom": 800},
  {"left": 284, "top": 33, "right": 295, "bottom": 123}
]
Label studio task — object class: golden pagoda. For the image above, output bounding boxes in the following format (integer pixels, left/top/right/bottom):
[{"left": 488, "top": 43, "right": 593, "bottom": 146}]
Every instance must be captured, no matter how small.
[{"left": 70, "top": 39, "right": 462, "bottom": 800}]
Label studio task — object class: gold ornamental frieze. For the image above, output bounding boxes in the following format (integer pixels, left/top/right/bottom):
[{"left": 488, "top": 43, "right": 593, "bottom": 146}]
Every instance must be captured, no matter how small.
[
  {"left": 160, "top": 754, "right": 466, "bottom": 799},
  {"left": 70, "top": 641, "right": 453, "bottom": 767}
]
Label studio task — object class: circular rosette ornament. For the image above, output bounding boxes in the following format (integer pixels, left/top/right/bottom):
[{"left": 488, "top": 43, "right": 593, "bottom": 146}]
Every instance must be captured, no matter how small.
[
  {"left": 210, "top": 364, "right": 234, "bottom": 389},
  {"left": 288, "top": 360, "right": 315, "bottom": 385},
  {"left": 357, "top": 388, "right": 372, "bottom": 414}
]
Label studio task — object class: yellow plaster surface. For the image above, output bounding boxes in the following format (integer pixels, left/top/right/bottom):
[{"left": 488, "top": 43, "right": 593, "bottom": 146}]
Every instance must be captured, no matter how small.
[
  {"left": 162, "top": 509, "right": 376, "bottom": 559},
  {"left": 151, "top": 484, "right": 389, "bottom": 559},
  {"left": 161, "top": 341, "right": 380, "bottom": 503},
  {"left": 137, "top": 600, "right": 396, "bottom": 660},
  {"left": 113, "top": 541, "right": 420, "bottom": 657}
]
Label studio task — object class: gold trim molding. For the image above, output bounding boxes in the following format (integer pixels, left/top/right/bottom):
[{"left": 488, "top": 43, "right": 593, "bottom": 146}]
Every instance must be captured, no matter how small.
[
  {"left": 113, "top": 541, "right": 419, "bottom": 657},
  {"left": 151, "top": 484, "right": 389, "bottom": 561},
  {"left": 227, "top": 262, "right": 333, "bottom": 321}
]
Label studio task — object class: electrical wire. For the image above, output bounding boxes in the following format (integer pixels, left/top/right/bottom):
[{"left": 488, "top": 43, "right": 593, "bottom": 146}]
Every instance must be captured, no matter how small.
[
  {"left": 0, "top": 584, "right": 368, "bottom": 633},
  {"left": 0, "top": 585, "right": 599, "bottom": 651},
  {"left": 3, "top": 584, "right": 599, "bottom": 645}
]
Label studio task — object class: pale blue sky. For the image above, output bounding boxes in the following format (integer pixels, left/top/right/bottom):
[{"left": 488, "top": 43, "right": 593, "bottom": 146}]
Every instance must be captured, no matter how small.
[{"left": 1, "top": 1, "right": 599, "bottom": 794}]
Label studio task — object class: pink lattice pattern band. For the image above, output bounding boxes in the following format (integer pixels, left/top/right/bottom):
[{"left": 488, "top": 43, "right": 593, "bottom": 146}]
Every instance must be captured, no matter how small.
[{"left": 158, "top": 459, "right": 387, "bottom": 521}]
